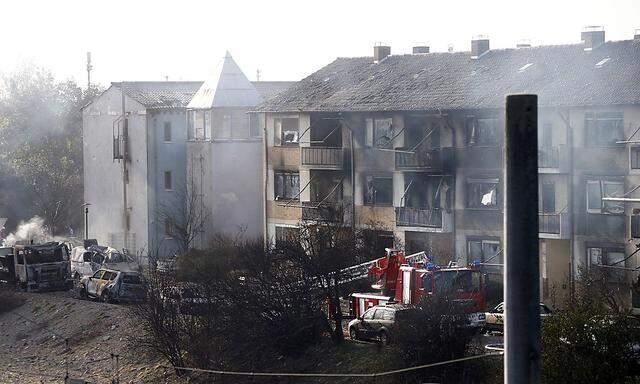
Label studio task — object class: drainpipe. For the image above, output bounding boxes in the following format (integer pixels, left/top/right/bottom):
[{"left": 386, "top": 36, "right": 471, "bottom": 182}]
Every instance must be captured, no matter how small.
[
  {"left": 349, "top": 124, "right": 356, "bottom": 229},
  {"left": 263, "top": 113, "right": 269, "bottom": 249}
]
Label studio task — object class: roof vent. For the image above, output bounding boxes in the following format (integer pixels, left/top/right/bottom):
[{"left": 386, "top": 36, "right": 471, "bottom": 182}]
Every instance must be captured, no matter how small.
[
  {"left": 471, "top": 35, "right": 490, "bottom": 59},
  {"left": 635, "top": 29, "right": 640, "bottom": 41},
  {"left": 374, "top": 44, "right": 391, "bottom": 63},
  {"left": 412, "top": 45, "right": 430, "bottom": 54},
  {"left": 581, "top": 26, "right": 605, "bottom": 50}
]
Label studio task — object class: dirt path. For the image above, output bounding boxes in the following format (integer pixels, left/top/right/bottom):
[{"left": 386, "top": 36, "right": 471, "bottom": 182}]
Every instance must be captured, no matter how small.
[{"left": 0, "top": 289, "right": 174, "bottom": 383}]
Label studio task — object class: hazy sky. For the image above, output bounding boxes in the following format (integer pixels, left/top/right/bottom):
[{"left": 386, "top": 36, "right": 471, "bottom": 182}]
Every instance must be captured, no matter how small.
[{"left": 1, "top": 0, "right": 639, "bottom": 86}]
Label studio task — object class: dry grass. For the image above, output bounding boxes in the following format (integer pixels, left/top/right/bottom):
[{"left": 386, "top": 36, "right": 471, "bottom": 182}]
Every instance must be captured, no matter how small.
[{"left": 0, "top": 287, "right": 24, "bottom": 314}]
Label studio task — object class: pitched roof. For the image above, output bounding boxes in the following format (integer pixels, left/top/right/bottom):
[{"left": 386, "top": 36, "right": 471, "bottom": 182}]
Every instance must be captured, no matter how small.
[
  {"left": 257, "top": 40, "right": 640, "bottom": 112},
  {"left": 188, "top": 52, "right": 263, "bottom": 109},
  {"left": 112, "top": 81, "right": 203, "bottom": 109},
  {"left": 252, "top": 81, "right": 296, "bottom": 101}
]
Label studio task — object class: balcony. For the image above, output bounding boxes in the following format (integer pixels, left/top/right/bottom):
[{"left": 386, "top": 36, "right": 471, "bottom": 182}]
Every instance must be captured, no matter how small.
[
  {"left": 395, "top": 207, "right": 451, "bottom": 232},
  {"left": 539, "top": 213, "right": 571, "bottom": 239},
  {"left": 395, "top": 149, "right": 441, "bottom": 170},
  {"left": 301, "top": 201, "right": 344, "bottom": 223},
  {"left": 301, "top": 147, "right": 342, "bottom": 169}
]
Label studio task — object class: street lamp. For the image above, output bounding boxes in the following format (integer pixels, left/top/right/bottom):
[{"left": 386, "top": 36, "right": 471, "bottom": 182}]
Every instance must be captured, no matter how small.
[{"left": 82, "top": 203, "right": 91, "bottom": 240}]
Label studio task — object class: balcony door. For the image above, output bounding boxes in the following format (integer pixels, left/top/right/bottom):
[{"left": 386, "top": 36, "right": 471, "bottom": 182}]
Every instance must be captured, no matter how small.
[{"left": 541, "top": 182, "right": 555, "bottom": 213}]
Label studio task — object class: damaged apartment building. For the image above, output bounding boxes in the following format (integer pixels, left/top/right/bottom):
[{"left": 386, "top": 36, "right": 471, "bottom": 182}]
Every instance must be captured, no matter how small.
[
  {"left": 82, "top": 53, "right": 293, "bottom": 258},
  {"left": 255, "top": 27, "right": 640, "bottom": 310}
]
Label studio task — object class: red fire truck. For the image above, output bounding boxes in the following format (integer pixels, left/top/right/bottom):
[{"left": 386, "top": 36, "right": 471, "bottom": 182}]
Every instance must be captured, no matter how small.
[{"left": 347, "top": 249, "right": 486, "bottom": 329}]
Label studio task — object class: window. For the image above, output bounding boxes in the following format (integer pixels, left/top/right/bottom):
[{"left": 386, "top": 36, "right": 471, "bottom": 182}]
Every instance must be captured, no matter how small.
[
  {"left": 275, "top": 117, "right": 299, "bottom": 145},
  {"left": 274, "top": 172, "right": 300, "bottom": 200},
  {"left": 164, "top": 171, "right": 172, "bottom": 191},
  {"left": 187, "top": 110, "right": 195, "bottom": 140},
  {"left": 468, "top": 239, "right": 501, "bottom": 275},
  {"left": 541, "top": 182, "right": 555, "bottom": 213},
  {"left": 220, "top": 114, "right": 232, "bottom": 138},
  {"left": 632, "top": 215, "right": 640, "bottom": 238},
  {"left": 382, "top": 309, "right": 394, "bottom": 320},
  {"left": 164, "top": 219, "right": 173, "bottom": 238},
  {"left": 586, "top": 180, "right": 623, "bottom": 214},
  {"left": 364, "top": 176, "right": 393, "bottom": 206},
  {"left": 204, "top": 111, "right": 212, "bottom": 140},
  {"left": 365, "top": 117, "right": 393, "bottom": 149},
  {"left": 163, "top": 122, "right": 172, "bottom": 142},
  {"left": 250, "top": 113, "right": 262, "bottom": 137},
  {"left": 587, "top": 247, "right": 625, "bottom": 281},
  {"left": 373, "top": 309, "right": 385, "bottom": 320},
  {"left": 363, "top": 308, "right": 375, "bottom": 320},
  {"left": 467, "top": 117, "right": 500, "bottom": 146},
  {"left": 195, "top": 110, "right": 205, "bottom": 140},
  {"left": 585, "top": 112, "right": 623, "bottom": 146},
  {"left": 466, "top": 178, "right": 499, "bottom": 209},
  {"left": 631, "top": 147, "right": 640, "bottom": 169}
]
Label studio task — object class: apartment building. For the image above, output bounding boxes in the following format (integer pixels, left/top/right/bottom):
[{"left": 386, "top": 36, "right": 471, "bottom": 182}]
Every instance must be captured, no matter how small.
[
  {"left": 256, "top": 27, "right": 640, "bottom": 309},
  {"left": 83, "top": 67, "right": 293, "bottom": 258}
]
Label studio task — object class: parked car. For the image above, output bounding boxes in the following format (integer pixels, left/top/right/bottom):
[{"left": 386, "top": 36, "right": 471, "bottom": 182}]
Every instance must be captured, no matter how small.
[
  {"left": 348, "top": 305, "right": 402, "bottom": 345},
  {"left": 79, "top": 268, "right": 145, "bottom": 303},
  {"left": 70, "top": 245, "right": 138, "bottom": 281},
  {"left": 484, "top": 301, "right": 553, "bottom": 332}
]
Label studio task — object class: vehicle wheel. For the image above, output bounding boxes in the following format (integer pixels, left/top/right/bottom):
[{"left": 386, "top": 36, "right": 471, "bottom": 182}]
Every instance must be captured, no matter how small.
[
  {"left": 79, "top": 285, "right": 88, "bottom": 299},
  {"left": 101, "top": 291, "right": 111, "bottom": 303},
  {"left": 379, "top": 331, "right": 389, "bottom": 346},
  {"left": 349, "top": 327, "right": 359, "bottom": 341}
]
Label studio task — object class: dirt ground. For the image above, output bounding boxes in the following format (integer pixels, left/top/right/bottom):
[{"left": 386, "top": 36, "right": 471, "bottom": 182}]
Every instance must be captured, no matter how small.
[{"left": 0, "top": 288, "right": 175, "bottom": 383}]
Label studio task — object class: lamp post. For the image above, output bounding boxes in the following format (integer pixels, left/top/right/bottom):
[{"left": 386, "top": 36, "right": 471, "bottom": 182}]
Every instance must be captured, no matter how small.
[{"left": 82, "top": 203, "right": 91, "bottom": 240}]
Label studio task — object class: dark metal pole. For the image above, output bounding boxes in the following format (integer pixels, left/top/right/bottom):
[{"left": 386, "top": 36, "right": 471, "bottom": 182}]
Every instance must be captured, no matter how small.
[
  {"left": 84, "top": 206, "right": 89, "bottom": 240},
  {"left": 504, "top": 94, "right": 540, "bottom": 383}
]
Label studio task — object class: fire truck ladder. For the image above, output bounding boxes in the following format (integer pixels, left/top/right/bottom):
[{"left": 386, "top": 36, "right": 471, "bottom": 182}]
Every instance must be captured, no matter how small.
[{"left": 336, "top": 250, "right": 428, "bottom": 284}]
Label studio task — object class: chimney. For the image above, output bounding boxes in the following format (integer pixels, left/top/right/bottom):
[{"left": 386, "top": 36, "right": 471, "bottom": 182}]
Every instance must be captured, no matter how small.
[
  {"left": 516, "top": 39, "right": 531, "bottom": 49},
  {"left": 374, "top": 44, "right": 391, "bottom": 62},
  {"left": 581, "top": 26, "right": 605, "bottom": 50},
  {"left": 635, "top": 29, "right": 640, "bottom": 41},
  {"left": 471, "top": 35, "right": 490, "bottom": 59},
  {"left": 412, "top": 45, "right": 430, "bottom": 54}
]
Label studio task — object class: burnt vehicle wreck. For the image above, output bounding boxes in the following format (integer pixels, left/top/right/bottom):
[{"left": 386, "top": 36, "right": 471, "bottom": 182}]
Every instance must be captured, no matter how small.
[{"left": 12, "top": 242, "right": 73, "bottom": 292}]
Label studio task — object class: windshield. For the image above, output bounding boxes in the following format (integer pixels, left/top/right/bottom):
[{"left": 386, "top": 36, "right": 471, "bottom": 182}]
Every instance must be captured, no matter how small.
[
  {"left": 431, "top": 270, "right": 480, "bottom": 295},
  {"left": 24, "top": 247, "right": 65, "bottom": 264}
]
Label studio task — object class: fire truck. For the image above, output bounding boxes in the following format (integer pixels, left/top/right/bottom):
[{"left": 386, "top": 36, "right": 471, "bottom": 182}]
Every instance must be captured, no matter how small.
[{"left": 346, "top": 249, "right": 486, "bottom": 329}]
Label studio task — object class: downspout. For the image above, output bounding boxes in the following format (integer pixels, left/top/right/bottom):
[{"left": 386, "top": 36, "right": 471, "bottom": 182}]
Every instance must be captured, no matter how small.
[
  {"left": 350, "top": 124, "right": 356, "bottom": 229},
  {"left": 121, "top": 85, "right": 129, "bottom": 251},
  {"left": 263, "top": 113, "right": 269, "bottom": 249},
  {"left": 566, "top": 107, "right": 575, "bottom": 298}
]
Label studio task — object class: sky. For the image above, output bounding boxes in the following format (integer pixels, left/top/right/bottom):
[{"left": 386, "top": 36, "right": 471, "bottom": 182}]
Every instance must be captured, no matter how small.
[{"left": 1, "top": 0, "right": 639, "bottom": 87}]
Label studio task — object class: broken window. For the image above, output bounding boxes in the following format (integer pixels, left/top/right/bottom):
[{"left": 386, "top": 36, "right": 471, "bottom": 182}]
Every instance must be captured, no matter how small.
[
  {"left": 163, "top": 122, "right": 172, "bottom": 142},
  {"left": 585, "top": 111, "right": 623, "bottom": 146},
  {"left": 631, "top": 147, "right": 640, "bottom": 169},
  {"left": 466, "top": 116, "right": 500, "bottom": 146},
  {"left": 164, "top": 171, "right": 173, "bottom": 191},
  {"left": 365, "top": 117, "right": 393, "bottom": 149},
  {"left": 275, "top": 117, "right": 299, "bottom": 146},
  {"left": 364, "top": 176, "right": 393, "bottom": 206},
  {"left": 274, "top": 171, "right": 300, "bottom": 200},
  {"left": 586, "top": 180, "right": 623, "bottom": 214},
  {"left": 466, "top": 178, "right": 499, "bottom": 209}
]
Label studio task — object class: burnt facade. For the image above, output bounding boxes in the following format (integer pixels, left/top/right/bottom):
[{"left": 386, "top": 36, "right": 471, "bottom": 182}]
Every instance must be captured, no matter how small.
[{"left": 257, "top": 29, "right": 640, "bottom": 310}]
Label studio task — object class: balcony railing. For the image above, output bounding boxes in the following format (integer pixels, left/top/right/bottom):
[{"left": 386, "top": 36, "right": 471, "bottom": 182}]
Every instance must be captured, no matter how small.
[
  {"left": 301, "top": 147, "right": 342, "bottom": 168},
  {"left": 301, "top": 201, "right": 343, "bottom": 223},
  {"left": 538, "top": 147, "right": 559, "bottom": 168},
  {"left": 395, "top": 149, "right": 441, "bottom": 170},
  {"left": 396, "top": 207, "right": 443, "bottom": 228},
  {"left": 539, "top": 213, "right": 561, "bottom": 234}
]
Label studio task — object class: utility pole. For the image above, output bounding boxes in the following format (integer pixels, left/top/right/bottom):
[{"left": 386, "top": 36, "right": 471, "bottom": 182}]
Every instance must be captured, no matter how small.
[
  {"left": 86, "top": 52, "right": 93, "bottom": 88},
  {"left": 504, "top": 94, "right": 540, "bottom": 383},
  {"left": 83, "top": 203, "right": 90, "bottom": 240}
]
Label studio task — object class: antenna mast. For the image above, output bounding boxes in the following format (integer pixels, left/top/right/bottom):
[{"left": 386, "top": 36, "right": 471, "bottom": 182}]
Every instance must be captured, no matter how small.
[{"left": 86, "top": 52, "right": 93, "bottom": 88}]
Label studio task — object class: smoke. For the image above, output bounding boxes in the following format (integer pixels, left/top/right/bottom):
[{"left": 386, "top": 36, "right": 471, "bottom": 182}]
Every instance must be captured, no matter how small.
[{"left": 2, "top": 216, "right": 48, "bottom": 246}]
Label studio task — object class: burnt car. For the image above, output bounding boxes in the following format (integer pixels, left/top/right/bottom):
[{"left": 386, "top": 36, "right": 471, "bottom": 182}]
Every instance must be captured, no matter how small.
[
  {"left": 79, "top": 268, "right": 145, "bottom": 303},
  {"left": 13, "top": 242, "right": 73, "bottom": 292}
]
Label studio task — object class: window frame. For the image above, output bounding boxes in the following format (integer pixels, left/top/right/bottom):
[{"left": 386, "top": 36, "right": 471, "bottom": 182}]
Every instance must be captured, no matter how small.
[
  {"left": 164, "top": 171, "right": 173, "bottom": 191},
  {"left": 274, "top": 116, "right": 300, "bottom": 146},
  {"left": 586, "top": 179, "right": 624, "bottom": 214},
  {"left": 584, "top": 111, "right": 624, "bottom": 147},
  {"left": 364, "top": 175, "right": 393, "bottom": 206},
  {"left": 365, "top": 117, "right": 394, "bottom": 149},
  {"left": 274, "top": 171, "right": 300, "bottom": 201},
  {"left": 630, "top": 146, "right": 640, "bottom": 170},
  {"left": 163, "top": 121, "right": 172, "bottom": 143},
  {"left": 466, "top": 116, "right": 501, "bottom": 147},
  {"left": 466, "top": 178, "right": 500, "bottom": 210}
]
